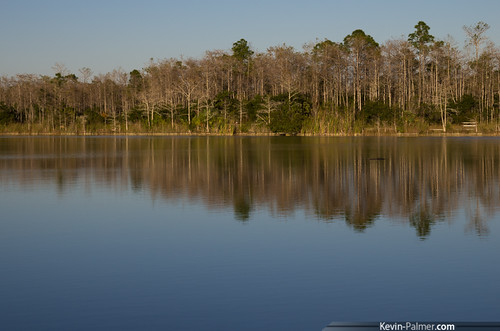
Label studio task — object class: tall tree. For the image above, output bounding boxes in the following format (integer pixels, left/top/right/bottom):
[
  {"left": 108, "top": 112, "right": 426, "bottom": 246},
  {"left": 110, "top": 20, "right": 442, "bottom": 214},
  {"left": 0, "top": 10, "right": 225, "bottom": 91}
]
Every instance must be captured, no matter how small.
[
  {"left": 344, "top": 29, "right": 379, "bottom": 114},
  {"left": 408, "top": 21, "right": 434, "bottom": 106},
  {"left": 232, "top": 39, "right": 254, "bottom": 128},
  {"left": 463, "top": 22, "right": 491, "bottom": 121}
]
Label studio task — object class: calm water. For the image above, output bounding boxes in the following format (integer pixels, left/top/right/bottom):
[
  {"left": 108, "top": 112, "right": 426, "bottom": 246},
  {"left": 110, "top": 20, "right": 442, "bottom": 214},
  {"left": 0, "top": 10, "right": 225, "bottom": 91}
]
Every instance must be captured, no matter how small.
[{"left": 0, "top": 136, "right": 499, "bottom": 330}]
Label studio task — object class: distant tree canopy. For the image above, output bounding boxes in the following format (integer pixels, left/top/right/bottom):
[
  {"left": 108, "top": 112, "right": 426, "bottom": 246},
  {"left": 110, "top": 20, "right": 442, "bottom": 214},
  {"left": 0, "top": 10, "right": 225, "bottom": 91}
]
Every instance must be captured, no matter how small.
[
  {"left": 232, "top": 38, "right": 254, "bottom": 63},
  {"left": 1, "top": 21, "right": 499, "bottom": 135},
  {"left": 343, "top": 29, "right": 379, "bottom": 49},
  {"left": 408, "top": 21, "right": 435, "bottom": 51}
]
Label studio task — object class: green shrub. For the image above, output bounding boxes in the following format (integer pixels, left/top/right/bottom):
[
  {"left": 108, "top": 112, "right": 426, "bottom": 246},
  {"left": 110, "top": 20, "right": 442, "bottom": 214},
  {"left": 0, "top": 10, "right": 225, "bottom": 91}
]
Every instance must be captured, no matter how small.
[{"left": 269, "top": 95, "right": 311, "bottom": 134}]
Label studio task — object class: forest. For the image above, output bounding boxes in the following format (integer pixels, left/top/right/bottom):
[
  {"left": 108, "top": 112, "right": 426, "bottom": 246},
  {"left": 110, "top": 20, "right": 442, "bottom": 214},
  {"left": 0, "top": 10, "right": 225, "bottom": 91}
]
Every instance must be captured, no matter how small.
[{"left": 1, "top": 21, "right": 499, "bottom": 135}]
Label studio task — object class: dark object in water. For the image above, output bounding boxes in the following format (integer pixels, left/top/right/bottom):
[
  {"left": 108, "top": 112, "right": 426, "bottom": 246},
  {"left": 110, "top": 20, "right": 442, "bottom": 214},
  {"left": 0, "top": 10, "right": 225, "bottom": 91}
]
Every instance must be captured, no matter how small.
[{"left": 369, "top": 157, "right": 385, "bottom": 161}]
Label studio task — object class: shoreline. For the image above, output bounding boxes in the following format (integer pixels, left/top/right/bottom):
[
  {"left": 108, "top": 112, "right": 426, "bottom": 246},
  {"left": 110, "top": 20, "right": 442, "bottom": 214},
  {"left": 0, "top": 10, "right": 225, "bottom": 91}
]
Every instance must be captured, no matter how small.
[{"left": 1, "top": 131, "right": 499, "bottom": 138}]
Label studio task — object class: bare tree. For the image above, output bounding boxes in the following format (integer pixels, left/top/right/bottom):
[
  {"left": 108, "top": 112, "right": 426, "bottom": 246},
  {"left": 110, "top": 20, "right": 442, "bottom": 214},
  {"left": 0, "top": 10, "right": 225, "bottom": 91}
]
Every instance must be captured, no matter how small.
[
  {"left": 464, "top": 21, "right": 490, "bottom": 62},
  {"left": 78, "top": 67, "right": 93, "bottom": 84}
]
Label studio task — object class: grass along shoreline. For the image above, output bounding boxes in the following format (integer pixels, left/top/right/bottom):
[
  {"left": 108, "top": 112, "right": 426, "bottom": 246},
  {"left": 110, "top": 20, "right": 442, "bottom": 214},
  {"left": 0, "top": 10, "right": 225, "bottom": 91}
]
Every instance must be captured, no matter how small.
[{"left": 1, "top": 118, "right": 499, "bottom": 137}]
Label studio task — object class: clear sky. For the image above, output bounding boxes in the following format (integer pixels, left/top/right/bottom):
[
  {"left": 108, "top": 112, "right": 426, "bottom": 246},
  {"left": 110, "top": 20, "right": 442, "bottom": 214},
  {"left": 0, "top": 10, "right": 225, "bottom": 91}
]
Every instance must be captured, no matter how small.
[{"left": 1, "top": 0, "right": 499, "bottom": 77}]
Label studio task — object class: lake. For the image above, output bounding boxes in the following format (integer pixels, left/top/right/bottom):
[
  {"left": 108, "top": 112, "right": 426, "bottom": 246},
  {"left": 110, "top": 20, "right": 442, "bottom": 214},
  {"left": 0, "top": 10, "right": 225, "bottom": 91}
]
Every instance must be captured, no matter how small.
[{"left": 0, "top": 136, "right": 499, "bottom": 330}]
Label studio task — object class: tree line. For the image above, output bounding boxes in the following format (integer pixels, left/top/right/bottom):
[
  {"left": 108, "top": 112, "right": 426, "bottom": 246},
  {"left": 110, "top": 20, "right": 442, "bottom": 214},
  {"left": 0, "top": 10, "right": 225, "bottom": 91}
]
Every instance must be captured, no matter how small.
[{"left": 1, "top": 21, "right": 498, "bottom": 135}]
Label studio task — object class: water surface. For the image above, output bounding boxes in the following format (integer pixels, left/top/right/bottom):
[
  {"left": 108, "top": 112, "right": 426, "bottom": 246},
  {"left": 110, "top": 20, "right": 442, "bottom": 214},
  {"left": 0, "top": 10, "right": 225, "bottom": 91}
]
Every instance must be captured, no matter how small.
[{"left": 0, "top": 136, "right": 499, "bottom": 330}]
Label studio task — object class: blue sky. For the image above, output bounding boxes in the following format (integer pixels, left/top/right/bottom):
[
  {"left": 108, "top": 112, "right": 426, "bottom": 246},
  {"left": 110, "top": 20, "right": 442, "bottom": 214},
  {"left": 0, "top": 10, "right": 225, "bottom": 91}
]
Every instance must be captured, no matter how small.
[{"left": 1, "top": 0, "right": 499, "bottom": 77}]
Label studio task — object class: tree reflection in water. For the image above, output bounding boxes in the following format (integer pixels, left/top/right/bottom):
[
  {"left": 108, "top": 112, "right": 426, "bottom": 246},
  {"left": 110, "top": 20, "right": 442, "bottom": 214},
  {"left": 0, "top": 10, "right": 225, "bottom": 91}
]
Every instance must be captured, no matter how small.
[{"left": 1, "top": 136, "right": 499, "bottom": 237}]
